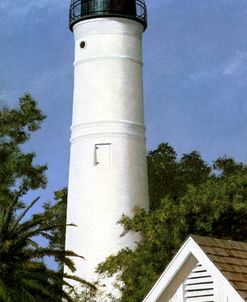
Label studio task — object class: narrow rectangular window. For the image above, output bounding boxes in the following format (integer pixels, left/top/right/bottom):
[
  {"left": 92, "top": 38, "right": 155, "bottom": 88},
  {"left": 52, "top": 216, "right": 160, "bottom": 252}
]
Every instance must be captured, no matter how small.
[{"left": 95, "top": 144, "right": 111, "bottom": 166}]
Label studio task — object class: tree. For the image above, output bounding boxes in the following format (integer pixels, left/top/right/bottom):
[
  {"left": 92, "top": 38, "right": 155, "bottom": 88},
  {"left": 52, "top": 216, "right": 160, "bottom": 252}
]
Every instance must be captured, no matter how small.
[
  {"left": 97, "top": 143, "right": 247, "bottom": 302},
  {"left": 43, "top": 188, "right": 68, "bottom": 263},
  {"left": 147, "top": 143, "right": 211, "bottom": 208},
  {"left": 43, "top": 188, "right": 69, "bottom": 297},
  {"left": 0, "top": 195, "right": 95, "bottom": 302},
  {"left": 0, "top": 94, "right": 47, "bottom": 208},
  {"left": 0, "top": 95, "right": 95, "bottom": 301}
]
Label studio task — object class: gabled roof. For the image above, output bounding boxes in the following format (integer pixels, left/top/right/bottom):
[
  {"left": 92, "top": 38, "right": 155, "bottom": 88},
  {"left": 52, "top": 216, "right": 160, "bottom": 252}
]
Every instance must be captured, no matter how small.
[
  {"left": 191, "top": 235, "right": 247, "bottom": 301},
  {"left": 143, "top": 235, "right": 247, "bottom": 302}
]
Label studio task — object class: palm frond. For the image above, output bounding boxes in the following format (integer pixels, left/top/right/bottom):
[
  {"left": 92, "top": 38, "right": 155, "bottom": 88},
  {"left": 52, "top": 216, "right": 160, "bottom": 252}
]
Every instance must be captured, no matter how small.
[
  {"left": 10, "top": 197, "right": 40, "bottom": 232},
  {"left": 0, "top": 279, "right": 12, "bottom": 302},
  {"left": 63, "top": 273, "right": 97, "bottom": 291},
  {"left": 0, "top": 193, "right": 95, "bottom": 301}
]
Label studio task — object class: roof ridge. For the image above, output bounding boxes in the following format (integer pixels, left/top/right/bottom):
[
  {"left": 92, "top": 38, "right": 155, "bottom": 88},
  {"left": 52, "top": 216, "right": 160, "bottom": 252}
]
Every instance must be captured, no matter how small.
[{"left": 191, "top": 235, "right": 247, "bottom": 249}]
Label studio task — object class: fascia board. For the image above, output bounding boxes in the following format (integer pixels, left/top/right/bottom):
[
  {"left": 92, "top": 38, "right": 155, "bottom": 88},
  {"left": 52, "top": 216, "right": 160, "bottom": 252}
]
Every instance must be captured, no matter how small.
[{"left": 143, "top": 237, "right": 196, "bottom": 302}]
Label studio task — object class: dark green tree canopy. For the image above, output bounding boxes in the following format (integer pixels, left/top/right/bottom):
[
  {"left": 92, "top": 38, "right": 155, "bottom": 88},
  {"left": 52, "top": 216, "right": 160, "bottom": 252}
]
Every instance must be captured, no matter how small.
[
  {"left": 0, "top": 95, "right": 94, "bottom": 301},
  {"left": 0, "top": 196, "right": 94, "bottom": 302},
  {"left": 148, "top": 143, "right": 211, "bottom": 208},
  {"left": 98, "top": 143, "right": 247, "bottom": 302},
  {"left": 0, "top": 94, "right": 47, "bottom": 208}
]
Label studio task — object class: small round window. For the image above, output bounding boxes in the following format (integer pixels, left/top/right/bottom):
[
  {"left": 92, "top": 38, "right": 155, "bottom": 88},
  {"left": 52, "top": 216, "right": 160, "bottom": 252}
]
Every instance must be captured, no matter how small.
[{"left": 80, "top": 41, "right": 86, "bottom": 49}]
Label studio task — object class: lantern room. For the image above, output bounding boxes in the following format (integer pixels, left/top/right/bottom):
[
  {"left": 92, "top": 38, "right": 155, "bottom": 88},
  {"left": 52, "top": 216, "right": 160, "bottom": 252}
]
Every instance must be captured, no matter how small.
[{"left": 69, "top": 0, "right": 147, "bottom": 30}]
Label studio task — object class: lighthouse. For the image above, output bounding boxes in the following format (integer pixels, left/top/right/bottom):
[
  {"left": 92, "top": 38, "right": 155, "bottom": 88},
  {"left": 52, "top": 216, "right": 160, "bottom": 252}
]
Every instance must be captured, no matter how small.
[{"left": 65, "top": 0, "right": 149, "bottom": 295}]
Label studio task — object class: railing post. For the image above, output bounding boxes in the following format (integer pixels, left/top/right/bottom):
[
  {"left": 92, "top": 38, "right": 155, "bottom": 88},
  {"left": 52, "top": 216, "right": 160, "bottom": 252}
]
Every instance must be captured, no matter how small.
[{"left": 81, "top": 0, "right": 83, "bottom": 18}]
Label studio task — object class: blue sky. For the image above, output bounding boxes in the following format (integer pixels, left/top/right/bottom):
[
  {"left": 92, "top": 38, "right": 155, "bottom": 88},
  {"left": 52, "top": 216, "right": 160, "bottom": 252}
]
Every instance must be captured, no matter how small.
[{"left": 1, "top": 0, "right": 247, "bottom": 203}]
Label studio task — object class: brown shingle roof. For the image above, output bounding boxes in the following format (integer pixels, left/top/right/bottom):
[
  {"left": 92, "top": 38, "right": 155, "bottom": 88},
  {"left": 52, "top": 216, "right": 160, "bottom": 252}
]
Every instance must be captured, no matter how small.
[{"left": 192, "top": 235, "right": 247, "bottom": 301}]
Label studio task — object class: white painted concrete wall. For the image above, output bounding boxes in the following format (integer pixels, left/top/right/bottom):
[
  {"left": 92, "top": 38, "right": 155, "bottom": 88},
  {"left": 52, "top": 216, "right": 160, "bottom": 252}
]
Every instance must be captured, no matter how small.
[{"left": 65, "top": 17, "right": 149, "bottom": 295}]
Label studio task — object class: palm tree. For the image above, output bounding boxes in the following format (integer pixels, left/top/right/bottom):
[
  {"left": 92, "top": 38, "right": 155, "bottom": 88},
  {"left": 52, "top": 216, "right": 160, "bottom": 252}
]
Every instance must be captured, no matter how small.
[{"left": 0, "top": 196, "right": 95, "bottom": 302}]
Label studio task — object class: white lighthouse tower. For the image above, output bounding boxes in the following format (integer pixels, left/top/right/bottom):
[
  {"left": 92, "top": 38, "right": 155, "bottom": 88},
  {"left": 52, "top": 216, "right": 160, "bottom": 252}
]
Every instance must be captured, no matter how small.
[{"left": 65, "top": 0, "right": 149, "bottom": 295}]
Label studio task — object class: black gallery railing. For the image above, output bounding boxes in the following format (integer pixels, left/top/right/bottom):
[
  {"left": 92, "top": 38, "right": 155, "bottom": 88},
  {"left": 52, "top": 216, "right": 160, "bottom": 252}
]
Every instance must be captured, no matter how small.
[{"left": 69, "top": 0, "right": 147, "bottom": 30}]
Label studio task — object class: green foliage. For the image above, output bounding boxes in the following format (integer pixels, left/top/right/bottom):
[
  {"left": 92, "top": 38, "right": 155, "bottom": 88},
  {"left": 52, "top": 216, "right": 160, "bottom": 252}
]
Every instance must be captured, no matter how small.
[
  {"left": 0, "top": 95, "right": 95, "bottom": 301},
  {"left": 0, "top": 94, "right": 47, "bottom": 207},
  {"left": 69, "top": 287, "right": 98, "bottom": 302},
  {"left": 43, "top": 188, "right": 68, "bottom": 292},
  {"left": 98, "top": 143, "right": 247, "bottom": 302},
  {"left": 43, "top": 188, "right": 68, "bottom": 252},
  {"left": 0, "top": 195, "right": 95, "bottom": 302},
  {"left": 148, "top": 143, "right": 211, "bottom": 208},
  {"left": 68, "top": 282, "right": 120, "bottom": 302}
]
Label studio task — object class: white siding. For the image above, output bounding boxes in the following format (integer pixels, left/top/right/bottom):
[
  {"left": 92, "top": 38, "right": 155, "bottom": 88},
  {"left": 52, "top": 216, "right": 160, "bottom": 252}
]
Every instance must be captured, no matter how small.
[{"left": 169, "top": 263, "right": 214, "bottom": 302}]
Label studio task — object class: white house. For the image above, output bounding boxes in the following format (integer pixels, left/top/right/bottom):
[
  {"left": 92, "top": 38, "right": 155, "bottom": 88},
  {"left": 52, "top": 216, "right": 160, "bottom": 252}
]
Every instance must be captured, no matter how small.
[{"left": 143, "top": 235, "right": 247, "bottom": 302}]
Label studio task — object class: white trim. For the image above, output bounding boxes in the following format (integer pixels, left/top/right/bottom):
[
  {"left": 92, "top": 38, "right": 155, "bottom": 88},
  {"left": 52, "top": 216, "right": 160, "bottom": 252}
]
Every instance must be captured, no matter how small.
[
  {"left": 71, "top": 120, "right": 145, "bottom": 130},
  {"left": 70, "top": 131, "right": 146, "bottom": 144},
  {"left": 74, "top": 56, "right": 143, "bottom": 66},
  {"left": 70, "top": 120, "right": 146, "bottom": 143}
]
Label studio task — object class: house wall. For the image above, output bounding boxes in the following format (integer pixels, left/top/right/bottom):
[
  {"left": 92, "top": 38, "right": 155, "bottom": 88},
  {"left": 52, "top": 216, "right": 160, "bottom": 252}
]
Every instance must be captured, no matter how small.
[{"left": 164, "top": 263, "right": 235, "bottom": 302}]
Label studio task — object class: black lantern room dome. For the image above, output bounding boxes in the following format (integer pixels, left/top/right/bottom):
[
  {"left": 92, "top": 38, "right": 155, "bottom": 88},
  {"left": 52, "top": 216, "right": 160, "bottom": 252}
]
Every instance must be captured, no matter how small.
[{"left": 69, "top": 0, "right": 147, "bottom": 31}]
